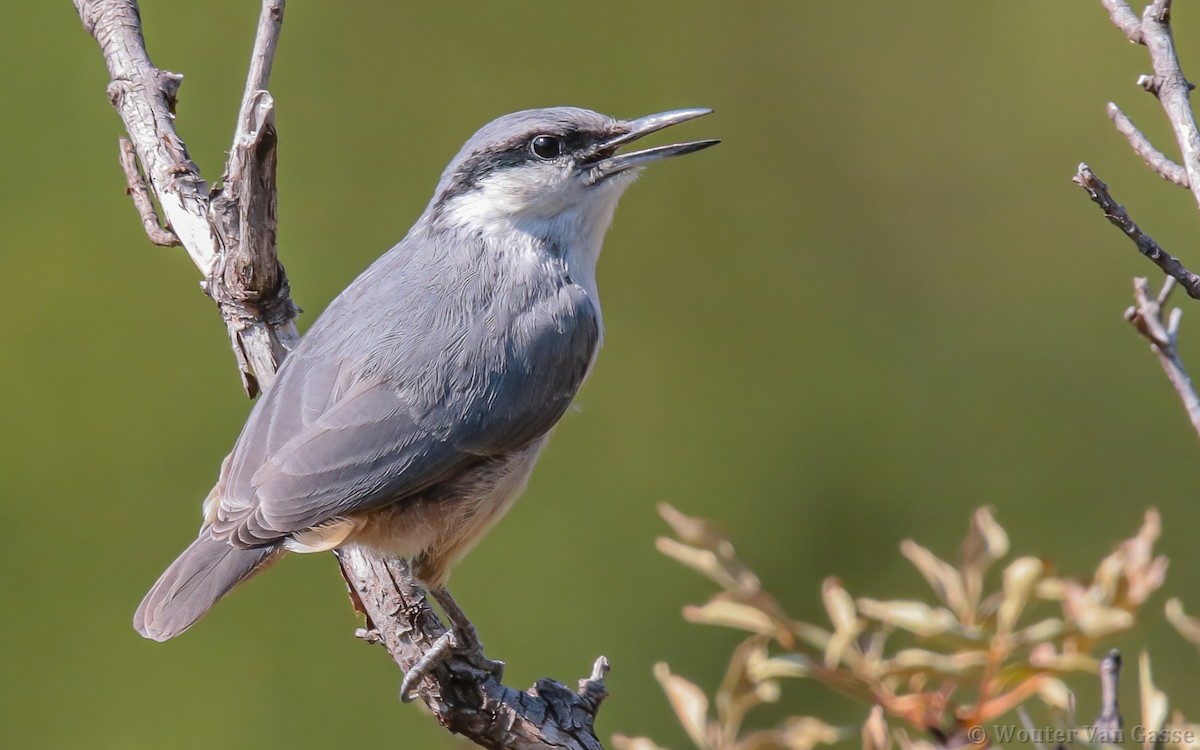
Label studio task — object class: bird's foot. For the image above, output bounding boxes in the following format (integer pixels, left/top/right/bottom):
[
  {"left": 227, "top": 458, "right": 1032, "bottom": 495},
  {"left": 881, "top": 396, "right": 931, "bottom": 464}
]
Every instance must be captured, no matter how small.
[
  {"left": 399, "top": 627, "right": 505, "bottom": 703},
  {"left": 453, "top": 626, "right": 506, "bottom": 682}
]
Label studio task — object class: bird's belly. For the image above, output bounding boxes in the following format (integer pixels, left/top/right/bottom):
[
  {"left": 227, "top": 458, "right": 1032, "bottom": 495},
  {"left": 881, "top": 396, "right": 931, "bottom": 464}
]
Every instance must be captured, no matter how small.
[{"left": 342, "top": 435, "right": 550, "bottom": 587}]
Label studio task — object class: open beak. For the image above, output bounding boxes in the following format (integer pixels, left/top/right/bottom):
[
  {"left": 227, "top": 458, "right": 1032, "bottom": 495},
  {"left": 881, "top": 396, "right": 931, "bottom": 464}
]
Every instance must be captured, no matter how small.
[{"left": 583, "top": 108, "right": 719, "bottom": 184}]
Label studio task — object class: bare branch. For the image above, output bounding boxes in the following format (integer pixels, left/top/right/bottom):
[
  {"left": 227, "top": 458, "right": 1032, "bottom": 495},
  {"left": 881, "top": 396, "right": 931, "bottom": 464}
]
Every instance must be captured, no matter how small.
[
  {"left": 76, "top": 3, "right": 610, "bottom": 747},
  {"left": 1084, "top": 3, "right": 1200, "bottom": 434},
  {"left": 1125, "top": 277, "right": 1200, "bottom": 438},
  {"left": 74, "top": 0, "right": 298, "bottom": 396},
  {"left": 1073, "top": 164, "right": 1200, "bottom": 298},
  {"left": 1102, "top": 0, "right": 1200, "bottom": 207},
  {"left": 77, "top": 0, "right": 212, "bottom": 270},
  {"left": 1106, "top": 103, "right": 1189, "bottom": 186},
  {"left": 339, "top": 548, "right": 609, "bottom": 750},
  {"left": 117, "top": 136, "right": 179, "bottom": 247},
  {"left": 1101, "top": 0, "right": 1143, "bottom": 42},
  {"left": 1139, "top": 1, "right": 1200, "bottom": 208}
]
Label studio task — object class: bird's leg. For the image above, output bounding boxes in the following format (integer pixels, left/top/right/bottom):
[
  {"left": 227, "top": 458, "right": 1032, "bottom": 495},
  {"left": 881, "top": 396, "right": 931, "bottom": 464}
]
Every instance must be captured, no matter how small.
[
  {"left": 398, "top": 586, "right": 505, "bottom": 702},
  {"left": 430, "top": 586, "right": 506, "bottom": 678}
]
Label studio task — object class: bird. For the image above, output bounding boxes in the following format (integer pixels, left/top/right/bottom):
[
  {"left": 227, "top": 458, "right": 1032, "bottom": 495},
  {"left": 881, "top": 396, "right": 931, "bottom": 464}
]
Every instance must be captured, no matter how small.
[{"left": 133, "top": 106, "right": 717, "bottom": 695}]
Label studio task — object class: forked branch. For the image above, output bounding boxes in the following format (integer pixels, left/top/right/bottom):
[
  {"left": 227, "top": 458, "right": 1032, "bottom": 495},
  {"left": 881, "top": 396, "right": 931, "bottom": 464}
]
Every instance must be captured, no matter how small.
[{"left": 1077, "top": 1, "right": 1200, "bottom": 439}]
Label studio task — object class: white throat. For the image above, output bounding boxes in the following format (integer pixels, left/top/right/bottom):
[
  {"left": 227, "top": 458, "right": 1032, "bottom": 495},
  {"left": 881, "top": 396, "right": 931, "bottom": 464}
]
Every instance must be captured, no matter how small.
[{"left": 441, "top": 170, "right": 636, "bottom": 343}]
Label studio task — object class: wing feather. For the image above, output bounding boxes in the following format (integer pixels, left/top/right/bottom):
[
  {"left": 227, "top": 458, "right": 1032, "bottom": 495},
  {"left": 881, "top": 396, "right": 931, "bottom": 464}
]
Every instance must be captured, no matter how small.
[{"left": 208, "top": 248, "right": 600, "bottom": 548}]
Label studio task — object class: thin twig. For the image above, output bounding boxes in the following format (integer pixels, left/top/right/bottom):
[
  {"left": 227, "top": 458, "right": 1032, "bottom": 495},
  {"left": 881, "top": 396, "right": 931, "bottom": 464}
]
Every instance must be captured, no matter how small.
[
  {"left": 1100, "top": 0, "right": 1142, "bottom": 41},
  {"left": 1101, "top": 0, "right": 1200, "bottom": 208},
  {"left": 117, "top": 136, "right": 179, "bottom": 246},
  {"left": 1107, "top": 102, "right": 1189, "bottom": 186},
  {"left": 231, "top": 0, "right": 284, "bottom": 155},
  {"left": 1073, "top": 164, "right": 1200, "bottom": 298},
  {"left": 1092, "top": 650, "right": 1124, "bottom": 743},
  {"left": 1126, "top": 277, "right": 1200, "bottom": 438}
]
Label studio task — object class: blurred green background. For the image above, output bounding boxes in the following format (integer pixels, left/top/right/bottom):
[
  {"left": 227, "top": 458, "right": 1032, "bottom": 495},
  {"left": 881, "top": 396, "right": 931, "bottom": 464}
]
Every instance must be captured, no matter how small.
[{"left": 4, "top": 2, "right": 1200, "bottom": 748}]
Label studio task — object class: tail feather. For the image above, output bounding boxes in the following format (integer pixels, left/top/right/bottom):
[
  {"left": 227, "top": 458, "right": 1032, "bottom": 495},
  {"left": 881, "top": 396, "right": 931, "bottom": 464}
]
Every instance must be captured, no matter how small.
[{"left": 134, "top": 534, "right": 280, "bottom": 642}]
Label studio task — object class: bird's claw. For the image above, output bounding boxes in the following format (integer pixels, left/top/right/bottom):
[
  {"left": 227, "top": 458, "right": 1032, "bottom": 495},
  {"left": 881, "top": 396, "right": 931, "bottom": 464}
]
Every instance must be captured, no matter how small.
[
  {"left": 399, "top": 629, "right": 504, "bottom": 703},
  {"left": 466, "top": 651, "right": 505, "bottom": 682}
]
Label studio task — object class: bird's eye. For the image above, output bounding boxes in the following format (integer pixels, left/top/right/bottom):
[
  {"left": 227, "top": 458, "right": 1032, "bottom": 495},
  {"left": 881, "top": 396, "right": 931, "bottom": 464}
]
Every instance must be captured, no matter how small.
[{"left": 530, "top": 135, "right": 563, "bottom": 160}]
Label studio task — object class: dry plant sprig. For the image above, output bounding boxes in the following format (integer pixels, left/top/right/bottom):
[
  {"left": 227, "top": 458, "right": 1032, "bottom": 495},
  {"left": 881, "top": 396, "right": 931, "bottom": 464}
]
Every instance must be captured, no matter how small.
[{"left": 618, "top": 506, "right": 1181, "bottom": 750}]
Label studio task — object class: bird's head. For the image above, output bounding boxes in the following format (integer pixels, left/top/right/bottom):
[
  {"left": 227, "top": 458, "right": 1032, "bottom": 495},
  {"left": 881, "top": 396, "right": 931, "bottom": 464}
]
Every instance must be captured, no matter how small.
[{"left": 429, "top": 107, "right": 717, "bottom": 234}]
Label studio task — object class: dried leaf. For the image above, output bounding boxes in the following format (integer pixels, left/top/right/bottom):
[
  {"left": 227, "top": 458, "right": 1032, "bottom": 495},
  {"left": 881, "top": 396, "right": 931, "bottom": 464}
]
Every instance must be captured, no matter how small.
[
  {"left": 1026, "top": 643, "right": 1097, "bottom": 673},
  {"left": 1166, "top": 598, "right": 1200, "bottom": 647},
  {"left": 856, "top": 599, "right": 957, "bottom": 637},
  {"left": 1123, "top": 509, "right": 1167, "bottom": 606},
  {"left": 1060, "top": 581, "right": 1137, "bottom": 638},
  {"left": 961, "top": 507, "right": 1009, "bottom": 620},
  {"left": 823, "top": 578, "right": 861, "bottom": 668},
  {"left": 1037, "top": 678, "right": 1074, "bottom": 713},
  {"left": 1014, "top": 617, "right": 1065, "bottom": 644},
  {"left": 654, "top": 663, "right": 712, "bottom": 750},
  {"left": 657, "top": 537, "right": 744, "bottom": 592},
  {"left": 1140, "top": 651, "right": 1169, "bottom": 750},
  {"left": 779, "top": 717, "right": 844, "bottom": 750},
  {"left": 1129, "top": 553, "right": 1168, "bottom": 606},
  {"left": 1034, "top": 577, "right": 1067, "bottom": 601},
  {"left": 716, "top": 637, "right": 772, "bottom": 732},
  {"left": 997, "top": 557, "right": 1044, "bottom": 635},
  {"left": 1092, "top": 549, "right": 1125, "bottom": 603},
  {"left": 863, "top": 706, "right": 890, "bottom": 750},
  {"left": 823, "top": 578, "right": 858, "bottom": 632},
  {"left": 684, "top": 600, "right": 781, "bottom": 638},
  {"left": 756, "top": 680, "right": 782, "bottom": 704},
  {"left": 658, "top": 503, "right": 737, "bottom": 559},
  {"left": 790, "top": 620, "right": 833, "bottom": 651},
  {"left": 749, "top": 653, "right": 813, "bottom": 682},
  {"left": 900, "top": 539, "right": 967, "bottom": 616},
  {"left": 885, "top": 648, "right": 988, "bottom": 676},
  {"left": 1073, "top": 604, "right": 1135, "bottom": 639},
  {"left": 961, "top": 507, "right": 1009, "bottom": 574},
  {"left": 1092, "top": 509, "right": 1167, "bottom": 607}
]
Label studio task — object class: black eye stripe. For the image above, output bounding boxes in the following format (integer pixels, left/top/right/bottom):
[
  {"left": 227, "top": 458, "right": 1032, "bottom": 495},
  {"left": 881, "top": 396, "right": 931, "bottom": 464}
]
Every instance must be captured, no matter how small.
[{"left": 439, "top": 129, "right": 607, "bottom": 203}]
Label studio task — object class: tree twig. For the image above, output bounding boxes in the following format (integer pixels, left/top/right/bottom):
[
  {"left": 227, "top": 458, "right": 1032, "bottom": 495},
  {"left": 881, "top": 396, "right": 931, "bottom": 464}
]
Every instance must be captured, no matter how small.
[
  {"left": 1125, "top": 277, "right": 1200, "bottom": 438},
  {"left": 74, "top": 2, "right": 610, "bottom": 747},
  {"left": 1082, "top": 3, "right": 1200, "bottom": 438},
  {"left": 1106, "top": 102, "right": 1189, "bottom": 186},
  {"left": 1092, "top": 650, "right": 1124, "bottom": 743},
  {"left": 1100, "top": 0, "right": 1142, "bottom": 41},
  {"left": 1101, "top": 0, "right": 1200, "bottom": 208},
  {"left": 1072, "top": 164, "right": 1200, "bottom": 298},
  {"left": 75, "top": 0, "right": 298, "bottom": 396}
]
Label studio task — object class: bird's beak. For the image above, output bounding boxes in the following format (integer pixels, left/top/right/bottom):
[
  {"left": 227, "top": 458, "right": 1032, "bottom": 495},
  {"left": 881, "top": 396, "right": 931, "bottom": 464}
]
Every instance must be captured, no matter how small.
[{"left": 582, "top": 108, "right": 719, "bottom": 184}]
